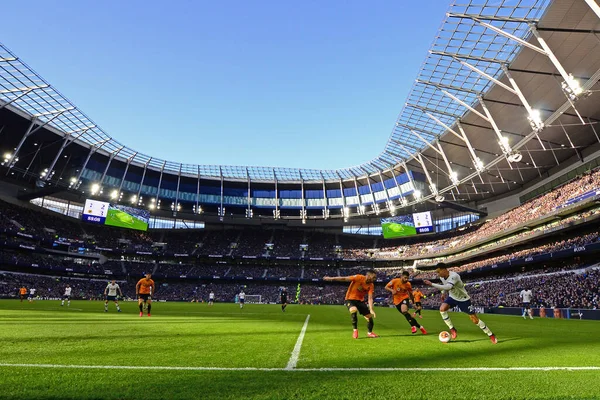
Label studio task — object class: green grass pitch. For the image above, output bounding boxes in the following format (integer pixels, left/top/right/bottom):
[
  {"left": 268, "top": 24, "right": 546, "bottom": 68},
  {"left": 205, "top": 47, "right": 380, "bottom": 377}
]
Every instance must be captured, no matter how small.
[
  {"left": 104, "top": 208, "right": 148, "bottom": 231},
  {"left": 381, "top": 221, "right": 416, "bottom": 238},
  {"left": 1, "top": 300, "right": 599, "bottom": 399}
]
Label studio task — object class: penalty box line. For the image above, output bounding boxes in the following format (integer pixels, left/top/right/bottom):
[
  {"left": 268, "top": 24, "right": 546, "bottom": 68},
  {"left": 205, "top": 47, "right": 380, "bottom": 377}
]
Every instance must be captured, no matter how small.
[
  {"left": 0, "top": 364, "right": 599, "bottom": 372},
  {"left": 285, "top": 314, "right": 311, "bottom": 370}
]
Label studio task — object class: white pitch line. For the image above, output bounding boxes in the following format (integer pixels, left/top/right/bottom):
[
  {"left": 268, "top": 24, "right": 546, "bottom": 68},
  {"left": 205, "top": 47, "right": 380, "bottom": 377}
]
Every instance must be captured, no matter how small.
[
  {"left": 285, "top": 314, "right": 311, "bottom": 370},
  {"left": 0, "top": 363, "right": 598, "bottom": 372}
]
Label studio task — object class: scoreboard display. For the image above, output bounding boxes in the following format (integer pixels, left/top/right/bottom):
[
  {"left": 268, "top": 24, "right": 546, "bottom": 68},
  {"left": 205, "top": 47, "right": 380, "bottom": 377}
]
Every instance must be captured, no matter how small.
[{"left": 82, "top": 199, "right": 150, "bottom": 231}]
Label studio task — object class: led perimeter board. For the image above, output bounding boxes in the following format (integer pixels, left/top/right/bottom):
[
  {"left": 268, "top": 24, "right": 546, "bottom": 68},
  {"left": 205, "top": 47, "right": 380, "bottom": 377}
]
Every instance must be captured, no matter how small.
[{"left": 82, "top": 199, "right": 150, "bottom": 231}]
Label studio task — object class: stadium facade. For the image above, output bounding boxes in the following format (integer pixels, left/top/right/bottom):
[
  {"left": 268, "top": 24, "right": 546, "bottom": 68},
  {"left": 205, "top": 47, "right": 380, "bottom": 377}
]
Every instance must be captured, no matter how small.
[{"left": 1, "top": 0, "right": 600, "bottom": 228}]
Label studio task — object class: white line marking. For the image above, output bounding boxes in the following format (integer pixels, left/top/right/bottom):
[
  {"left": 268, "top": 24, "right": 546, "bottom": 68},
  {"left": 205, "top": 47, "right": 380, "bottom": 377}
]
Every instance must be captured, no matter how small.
[
  {"left": 285, "top": 314, "right": 311, "bottom": 370},
  {"left": 0, "top": 363, "right": 598, "bottom": 372}
]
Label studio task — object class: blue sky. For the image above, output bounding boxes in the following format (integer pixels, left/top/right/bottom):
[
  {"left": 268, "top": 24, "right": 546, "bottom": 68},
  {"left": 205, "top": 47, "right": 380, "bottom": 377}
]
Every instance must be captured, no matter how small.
[{"left": 2, "top": 0, "right": 448, "bottom": 170}]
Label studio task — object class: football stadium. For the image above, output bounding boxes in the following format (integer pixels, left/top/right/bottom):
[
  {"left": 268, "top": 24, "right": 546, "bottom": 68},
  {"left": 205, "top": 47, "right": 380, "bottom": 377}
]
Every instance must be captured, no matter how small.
[{"left": 2, "top": 0, "right": 600, "bottom": 399}]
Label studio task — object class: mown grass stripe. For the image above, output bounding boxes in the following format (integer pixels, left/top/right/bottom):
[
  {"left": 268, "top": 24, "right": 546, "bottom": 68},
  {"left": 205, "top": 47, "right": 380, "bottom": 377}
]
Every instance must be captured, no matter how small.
[{"left": 0, "top": 363, "right": 598, "bottom": 372}]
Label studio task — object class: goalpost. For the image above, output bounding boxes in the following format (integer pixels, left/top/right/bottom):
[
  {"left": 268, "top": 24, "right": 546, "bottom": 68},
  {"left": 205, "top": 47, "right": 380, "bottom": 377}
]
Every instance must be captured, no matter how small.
[{"left": 244, "top": 295, "right": 262, "bottom": 304}]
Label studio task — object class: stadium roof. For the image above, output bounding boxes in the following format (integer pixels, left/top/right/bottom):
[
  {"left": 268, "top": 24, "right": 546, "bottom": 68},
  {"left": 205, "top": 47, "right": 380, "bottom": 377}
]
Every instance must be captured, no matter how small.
[{"left": 1, "top": 0, "right": 600, "bottom": 207}]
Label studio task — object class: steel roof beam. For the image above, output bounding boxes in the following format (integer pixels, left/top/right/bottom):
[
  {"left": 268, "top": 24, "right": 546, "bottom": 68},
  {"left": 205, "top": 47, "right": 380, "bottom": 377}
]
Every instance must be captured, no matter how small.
[
  {"left": 455, "top": 58, "right": 516, "bottom": 94},
  {"left": 154, "top": 161, "right": 167, "bottom": 205},
  {"left": 441, "top": 90, "right": 489, "bottom": 122},
  {"left": 0, "top": 89, "right": 33, "bottom": 111},
  {"left": 405, "top": 101, "right": 463, "bottom": 119},
  {"left": 429, "top": 50, "right": 504, "bottom": 65},
  {"left": 99, "top": 146, "right": 124, "bottom": 187},
  {"left": 5, "top": 118, "right": 37, "bottom": 175},
  {"left": 116, "top": 152, "right": 138, "bottom": 199},
  {"left": 584, "top": 0, "right": 600, "bottom": 22},
  {"left": 446, "top": 12, "right": 535, "bottom": 24},
  {"left": 414, "top": 79, "right": 480, "bottom": 96},
  {"left": 320, "top": 171, "right": 328, "bottom": 219},
  {"left": 43, "top": 128, "right": 91, "bottom": 181},
  {"left": 136, "top": 158, "right": 153, "bottom": 202},
  {"left": 0, "top": 85, "right": 48, "bottom": 94}
]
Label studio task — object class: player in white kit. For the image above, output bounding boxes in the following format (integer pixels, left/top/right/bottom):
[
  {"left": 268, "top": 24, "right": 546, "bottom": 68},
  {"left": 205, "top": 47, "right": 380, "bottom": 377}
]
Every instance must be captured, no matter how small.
[
  {"left": 520, "top": 288, "right": 534, "bottom": 319},
  {"left": 28, "top": 288, "right": 36, "bottom": 302},
  {"left": 239, "top": 290, "right": 245, "bottom": 309},
  {"left": 104, "top": 280, "right": 123, "bottom": 312},
  {"left": 61, "top": 285, "right": 72, "bottom": 306},
  {"left": 208, "top": 290, "right": 215, "bottom": 306},
  {"left": 424, "top": 263, "right": 497, "bottom": 344}
]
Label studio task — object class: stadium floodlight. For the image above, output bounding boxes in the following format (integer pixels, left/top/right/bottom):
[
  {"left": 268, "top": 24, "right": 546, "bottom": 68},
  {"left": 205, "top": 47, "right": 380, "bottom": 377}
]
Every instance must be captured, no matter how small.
[
  {"left": 148, "top": 203, "right": 155, "bottom": 210},
  {"left": 498, "top": 136, "right": 511, "bottom": 154},
  {"left": 386, "top": 200, "right": 395, "bottom": 216},
  {"left": 400, "top": 197, "right": 409, "bottom": 207},
  {"left": 414, "top": 190, "right": 422, "bottom": 200},
  {"left": 449, "top": 171, "right": 459, "bottom": 185},
  {"left": 245, "top": 209, "right": 253, "bottom": 219},
  {"left": 90, "top": 183, "right": 100, "bottom": 195},
  {"left": 40, "top": 168, "right": 48, "bottom": 178},
  {"left": 130, "top": 195, "right": 137, "bottom": 204},
  {"left": 3, "top": 152, "right": 12, "bottom": 161},
  {"left": 435, "top": 195, "right": 445, "bottom": 203},
  {"left": 110, "top": 190, "right": 118, "bottom": 200},
  {"left": 475, "top": 157, "right": 485, "bottom": 172},
  {"left": 343, "top": 207, "right": 350, "bottom": 218},
  {"left": 562, "top": 74, "right": 584, "bottom": 99},
  {"left": 528, "top": 109, "right": 545, "bottom": 132}
]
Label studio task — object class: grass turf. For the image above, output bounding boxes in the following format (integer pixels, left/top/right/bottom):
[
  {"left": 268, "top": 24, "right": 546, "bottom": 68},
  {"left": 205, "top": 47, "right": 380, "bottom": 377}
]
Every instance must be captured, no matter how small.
[{"left": 1, "top": 300, "right": 599, "bottom": 399}]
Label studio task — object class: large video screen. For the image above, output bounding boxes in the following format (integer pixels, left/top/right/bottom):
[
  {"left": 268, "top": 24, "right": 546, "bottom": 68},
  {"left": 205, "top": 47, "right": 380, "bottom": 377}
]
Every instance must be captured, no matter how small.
[
  {"left": 381, "top": 211, "right": 434, "bottom": 239},
  {"left": 82, "top": 199, "right": 150, "bottom": 231}
]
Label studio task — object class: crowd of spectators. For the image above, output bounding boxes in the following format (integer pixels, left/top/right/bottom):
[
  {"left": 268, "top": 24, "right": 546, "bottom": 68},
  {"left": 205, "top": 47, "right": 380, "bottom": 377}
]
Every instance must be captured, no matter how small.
[
  {"left": 460, "top": 265, "right": 600, "bottom": 309},
  {"left": 414, "top": 229, "right": 600, "bottom": 279},
  {"left": 3, "top": 259, "right": 599, "bottom": 309}
]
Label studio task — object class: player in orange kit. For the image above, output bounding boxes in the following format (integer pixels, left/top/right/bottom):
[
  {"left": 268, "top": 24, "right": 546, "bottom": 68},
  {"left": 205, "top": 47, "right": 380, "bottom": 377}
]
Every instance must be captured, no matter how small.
[
  {"left": 385, "top": 271, "right": 427, "bottom": 335},
  {"left": 324, "top": 270, "right": 379, "bottom": 339},
  {"left": 136, "top": 273, "right": 155, "bottom": 317},
  {"left": 19, "top": 287, "right": 27, "bottom": 302},
  {"left": 412, "top": 287, "right": 425, "bottom": 318}
]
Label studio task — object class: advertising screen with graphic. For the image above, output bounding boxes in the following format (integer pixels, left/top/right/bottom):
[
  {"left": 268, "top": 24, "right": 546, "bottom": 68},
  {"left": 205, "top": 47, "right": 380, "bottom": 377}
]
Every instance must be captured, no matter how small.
[
  {"left": 381, "top": 215, "right": 417, "bottom": 238},
  {"left": 381, "top": 211, "right": 434, "bottom": 238},
  {"left": 82, "top": 199, "right": 150, "bottom": 231}
]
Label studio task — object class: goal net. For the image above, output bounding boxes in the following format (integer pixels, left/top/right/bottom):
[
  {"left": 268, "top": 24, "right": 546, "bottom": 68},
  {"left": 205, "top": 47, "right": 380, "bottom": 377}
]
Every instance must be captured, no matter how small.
[{"left": 244, "top": 295, "right": 262, "bottom": 304}]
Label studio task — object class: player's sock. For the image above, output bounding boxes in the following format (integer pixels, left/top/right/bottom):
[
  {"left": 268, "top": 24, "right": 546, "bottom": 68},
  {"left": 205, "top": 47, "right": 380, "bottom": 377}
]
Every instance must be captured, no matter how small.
[
  {"left": 351, "top": 312, "right": 358, "bottom": 329},
  {"left": 104, "top": 303, "right": 108, "bottom": 311},
  {"left": 367, "top": 317, "right": 374, "bottom": 333},
  {"left": 61, "top": 300, "right": 64, "bottom": 306},
  {"left": 417, "top": 309, "right": 421, "bottom": 315},
  {"left": 68, "top": 301, "right": 70, "bottom": 306},
  {"left": 440, "top": 311, "right": 454, "bottom": 329},
  {"left": 116, "top": 304, "right": 121, "bottom": 311},
  {"left": 147, "top": 304, "right": 151, "bottom": 314},
  {"left": 139, "top": 304, "right": 143, "bottom": 312},
  {"left": 403, "top": 312, "right": 420, "bottom": 328},
  {"left": 477, "top": 319, "right": 493, "bottom": 336}
]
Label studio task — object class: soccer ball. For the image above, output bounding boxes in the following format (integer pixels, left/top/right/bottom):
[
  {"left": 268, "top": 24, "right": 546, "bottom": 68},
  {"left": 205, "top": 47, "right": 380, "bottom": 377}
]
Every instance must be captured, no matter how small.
[{"left": 439, "top": 331, "right": 451, "bottom": 343}]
